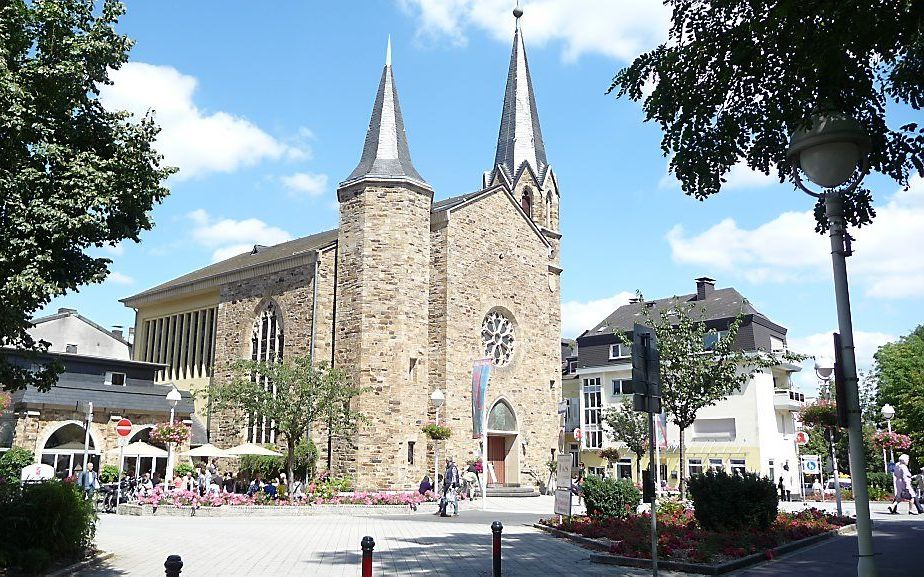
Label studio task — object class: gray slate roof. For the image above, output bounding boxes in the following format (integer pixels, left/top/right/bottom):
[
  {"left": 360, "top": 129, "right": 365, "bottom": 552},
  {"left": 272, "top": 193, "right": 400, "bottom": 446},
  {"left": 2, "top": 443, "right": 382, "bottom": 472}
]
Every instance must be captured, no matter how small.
[
  {"left": 340, "top": 58, "right": 431, "bottom": 191},
  {"left": 492, "top": 28, "right": 548, "bottom": 183},
  {"left": 12, "top": 373, "right": 195, "bottom": 415},
  {"left": 586, "top": 288, "right": 768, "bottom": 336}
]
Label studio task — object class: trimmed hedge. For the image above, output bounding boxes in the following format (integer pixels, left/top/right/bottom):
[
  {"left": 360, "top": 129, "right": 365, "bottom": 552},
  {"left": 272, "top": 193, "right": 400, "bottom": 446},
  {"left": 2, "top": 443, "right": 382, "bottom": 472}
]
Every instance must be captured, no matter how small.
[
  {"left": 582, "top": 476, "right": 641, "bottom": 520},
  {"left": 688, "top": 471, "right": 778, "bottom": 531}
]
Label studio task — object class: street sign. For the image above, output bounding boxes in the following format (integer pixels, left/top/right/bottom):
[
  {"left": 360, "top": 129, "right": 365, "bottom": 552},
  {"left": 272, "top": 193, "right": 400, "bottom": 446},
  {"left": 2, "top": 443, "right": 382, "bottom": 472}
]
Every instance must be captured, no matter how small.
[
  {"left": 801, "top": 455, "right": 820, "bottom": 475},
  {"left": 116, "top": 418, "right": 132, "bottom": 437},
  {"left": 573, "top": 427, "right": 582, "bottom": 441},
  {"left": 554, "top": 454, "right": 573, "bottom": 516},
  {"left": 118, "top": 435, "right": 129, "bottom": 447},
  {"left": 557, "top": 400, "right": 568, "bottom": 416},
  {"left": 795, "top": 431, "right": 809, "bottom": 445},
  {"left": 21, "top": 463, "right": 54, "bottom": 482}
]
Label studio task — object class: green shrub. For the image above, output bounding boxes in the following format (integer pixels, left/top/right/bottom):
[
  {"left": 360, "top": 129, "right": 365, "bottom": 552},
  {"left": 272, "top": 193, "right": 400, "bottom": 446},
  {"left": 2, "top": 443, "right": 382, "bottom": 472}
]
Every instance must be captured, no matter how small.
[
  {"left": 582, "top": 476, "right": 641, "bottom": 520},
  {"left": 0, "top": 480, "right": 96, "bottom": 568},
  {"left": 688, "top": 471, "right": 778, "bottom": 531},
  {"left": 294, "top": 439, "right": 318, "bottom": 480},
  {"left": 99, "top": 465, "right": 119, "bottom": 483},
  {"left": 0, "top": 447, "right": 34, "bottom": 484},
  {"left": 18, "top": 548, "right": 52, "bottom": 574},
  {"left": 866, "top": 472, "right": 892, "bottom": 492},
  {"left": 239, "top": 449, "right": 286, "bottom": 480},
  {"left": 174, "top": 463, "right": 195, "bottom": 477}
]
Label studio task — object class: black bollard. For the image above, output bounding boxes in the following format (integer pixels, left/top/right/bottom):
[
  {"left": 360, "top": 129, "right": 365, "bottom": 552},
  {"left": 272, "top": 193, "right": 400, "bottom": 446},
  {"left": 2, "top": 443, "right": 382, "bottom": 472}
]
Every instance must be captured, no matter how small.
[
  {"left": 164, "top": 554, "right": 183, "bottom": 577},
  {"left": 492, "top": 521, "right": 503, "bottom": 577},
  {"left": 361, "top": 536, "right": 376, "bottom": 577}
]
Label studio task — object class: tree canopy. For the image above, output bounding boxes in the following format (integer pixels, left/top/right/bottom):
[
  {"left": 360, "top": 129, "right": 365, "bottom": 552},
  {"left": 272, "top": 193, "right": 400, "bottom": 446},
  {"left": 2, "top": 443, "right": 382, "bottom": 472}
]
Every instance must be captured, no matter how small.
[
  {"left": 602, "top": 396, "right": 649, "bottom": 482},
  {"left": 0, "top": 0, "right": 173, "bottom": 393},
  {"left": 611, "top": 1, "right": 924, "bottom": 231},
  {"left": 873, "top": 324, "right": 924, "bottom": 466}
]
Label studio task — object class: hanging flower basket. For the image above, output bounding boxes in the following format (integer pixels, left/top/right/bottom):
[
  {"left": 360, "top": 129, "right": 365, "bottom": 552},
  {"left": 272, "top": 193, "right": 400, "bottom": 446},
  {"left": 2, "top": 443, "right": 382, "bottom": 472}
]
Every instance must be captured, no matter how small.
[
  {"left": 422, "top": 424, "right": 452, "bottom": 440},
  {"left": 150, "top": 422, "right": 190, "bottom": 445},
  {"left": 599, "top": 447, "right": 621, "bottom": 464},
  {"left": 799, "top": 401, "right": 838, "bottom": 428},
  {"left": 874, "top": 431, "right": 911, "bottom": 451}
]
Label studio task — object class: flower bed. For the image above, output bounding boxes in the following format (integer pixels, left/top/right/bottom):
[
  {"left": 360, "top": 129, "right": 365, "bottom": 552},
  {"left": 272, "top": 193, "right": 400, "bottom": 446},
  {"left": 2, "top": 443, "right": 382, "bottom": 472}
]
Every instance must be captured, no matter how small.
[
  {"left": 540, "top": 507, "right": 854, "bottom": 566},
  {"left": 137, "top": 487, "right": 437, "bottom": 508}
]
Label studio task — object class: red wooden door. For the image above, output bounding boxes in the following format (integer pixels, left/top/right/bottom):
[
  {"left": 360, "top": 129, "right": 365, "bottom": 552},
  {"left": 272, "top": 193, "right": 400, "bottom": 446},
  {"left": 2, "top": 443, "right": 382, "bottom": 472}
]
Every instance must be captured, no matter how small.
[{"left": 488, "top": 436, "right": 506, "bottom": 485}]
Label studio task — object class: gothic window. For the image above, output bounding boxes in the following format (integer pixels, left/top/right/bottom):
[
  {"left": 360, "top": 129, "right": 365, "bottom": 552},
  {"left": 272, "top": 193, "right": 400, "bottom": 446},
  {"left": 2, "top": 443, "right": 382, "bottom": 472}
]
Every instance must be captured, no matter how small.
[
  {"left": 482, "top": 310, "right": 515, "bottom": 366},
  {"left": 545, "top": 191, "right": 552, "bottom": 227},
  {"left": 487, "top": 400, "right": 517, "bottom": 432},
  {"left": 520, "top": 188, "right": 532, "bottom": 218},
  {"left": 247, "top": 302, "right": 283, "bottom": 444}
]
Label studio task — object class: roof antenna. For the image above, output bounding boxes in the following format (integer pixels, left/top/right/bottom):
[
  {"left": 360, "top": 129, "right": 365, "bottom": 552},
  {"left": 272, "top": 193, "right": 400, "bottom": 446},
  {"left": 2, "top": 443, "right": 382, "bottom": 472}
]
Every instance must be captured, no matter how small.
[
  {"left": 513, "top": 1, "right": 523, "bottom": 30},
  {"left": 385, "top": 34, "right": 392, "bottom": 67}
]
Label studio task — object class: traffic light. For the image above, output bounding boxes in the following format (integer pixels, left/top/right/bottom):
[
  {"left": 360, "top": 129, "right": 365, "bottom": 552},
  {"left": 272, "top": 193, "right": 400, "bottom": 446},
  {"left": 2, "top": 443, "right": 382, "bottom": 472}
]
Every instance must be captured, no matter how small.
[{"left": 632, "top": 323, "right": 661, "bottom": 414}]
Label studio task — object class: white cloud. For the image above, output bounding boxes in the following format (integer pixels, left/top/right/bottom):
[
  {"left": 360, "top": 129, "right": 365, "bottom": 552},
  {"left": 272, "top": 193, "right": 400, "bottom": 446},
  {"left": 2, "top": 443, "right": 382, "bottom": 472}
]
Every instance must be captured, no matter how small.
[
  {"left": 788, "top": 330, "right": 896, "bottom": 393},
  {"left": 106, "top": 271, "right": 135, "bottom": 285},
  {"left": 99, "top": 63, "right": 305, "bottom": 180},
  {"left": 398, "top": 0, "right": 670, "bottom": 62},
  {"left": 561, "top": 291, "right": 635, "bottom": 338},
  {"left": 667, "top": 175, "right": 924, "bottom": 297},
  {"left": 280, "top": 172, "right": 328, "bottom": 197},
  {"left": 187, "top": 209, "right": 293, "bottom": 262},
  {"left": 659, "top": 160, "right": 777, "bottom": 191},
  {"left": 101, "top": 241, "right": 125, "bottom": 256}
]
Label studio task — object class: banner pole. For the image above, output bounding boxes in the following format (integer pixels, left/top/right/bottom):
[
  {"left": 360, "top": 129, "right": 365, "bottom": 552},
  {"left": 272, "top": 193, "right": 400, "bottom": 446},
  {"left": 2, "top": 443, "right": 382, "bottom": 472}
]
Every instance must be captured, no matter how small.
[{"left": 116, "top": 443, "right": 124, "bottom": 513}]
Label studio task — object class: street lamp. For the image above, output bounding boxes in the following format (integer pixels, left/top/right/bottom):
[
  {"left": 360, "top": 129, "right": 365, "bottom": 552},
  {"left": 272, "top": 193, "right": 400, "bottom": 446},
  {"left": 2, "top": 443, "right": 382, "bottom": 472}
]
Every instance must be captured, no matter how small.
[
  {"left": 430, "top": 389, "right": 445, "bottom": 485},
  {"left": 814, "top": 357, "right": 834, "bottom": 382},
  {"left": 788, "top": 112, "right": 876, "bottom": 577},
  {"left": 812, "top": 356, "right": 842, "bottom": 514},
  {"left": 165, "top": 386, "right": 181, "bottom": 484},
  {"left": 881, "top": 404, "right": 896, "bottom": 467}
]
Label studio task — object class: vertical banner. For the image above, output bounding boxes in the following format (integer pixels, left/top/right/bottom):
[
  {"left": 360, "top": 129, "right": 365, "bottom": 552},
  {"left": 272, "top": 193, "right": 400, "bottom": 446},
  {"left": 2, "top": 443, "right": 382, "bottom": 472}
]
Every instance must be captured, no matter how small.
[
  {"left": 471, "top": 358, "right": 492, "bottom": 438},
  {"left": 656, "top": 411, "right": 668, "bottom": 449}
]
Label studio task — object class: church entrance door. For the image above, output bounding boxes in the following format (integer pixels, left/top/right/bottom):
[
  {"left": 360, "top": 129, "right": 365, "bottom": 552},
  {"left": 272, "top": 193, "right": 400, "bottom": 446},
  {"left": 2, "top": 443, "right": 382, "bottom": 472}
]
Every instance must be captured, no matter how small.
[{"left": 488, "top": 436, "right": 506, "bottom": 485}]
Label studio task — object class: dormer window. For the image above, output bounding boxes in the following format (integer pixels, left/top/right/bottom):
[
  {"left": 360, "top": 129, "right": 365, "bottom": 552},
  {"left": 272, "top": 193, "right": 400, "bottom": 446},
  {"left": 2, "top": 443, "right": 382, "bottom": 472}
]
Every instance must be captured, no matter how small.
[{"left": 609, "top": 343, "right": 631, "bottom": 359}]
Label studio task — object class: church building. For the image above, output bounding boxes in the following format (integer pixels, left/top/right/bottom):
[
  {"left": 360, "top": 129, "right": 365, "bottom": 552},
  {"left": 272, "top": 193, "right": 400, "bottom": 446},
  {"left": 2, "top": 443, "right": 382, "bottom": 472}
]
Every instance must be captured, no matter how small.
[{"left": 121, "top": 16, "right": 562, "bottom": 490}]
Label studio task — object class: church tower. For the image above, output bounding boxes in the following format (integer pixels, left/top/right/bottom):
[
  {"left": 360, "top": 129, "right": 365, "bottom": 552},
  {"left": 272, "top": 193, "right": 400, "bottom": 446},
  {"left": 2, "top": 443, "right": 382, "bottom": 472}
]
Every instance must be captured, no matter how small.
[
  {"left": 335, "top": 39, "right": 432, "bottom": 489},
  {"left": 485, "top": 10, "right": 561, "bottom": 254}
]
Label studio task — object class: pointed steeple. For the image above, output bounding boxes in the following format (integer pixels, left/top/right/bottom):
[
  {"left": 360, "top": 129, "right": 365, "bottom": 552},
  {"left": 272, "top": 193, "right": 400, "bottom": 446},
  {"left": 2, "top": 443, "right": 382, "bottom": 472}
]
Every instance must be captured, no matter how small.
[
  {"left": 491, "top": 15, "right": 548, "bottom": 184},
  {"left": 340, "top": 38, "right": 431, "bottom": 192}
]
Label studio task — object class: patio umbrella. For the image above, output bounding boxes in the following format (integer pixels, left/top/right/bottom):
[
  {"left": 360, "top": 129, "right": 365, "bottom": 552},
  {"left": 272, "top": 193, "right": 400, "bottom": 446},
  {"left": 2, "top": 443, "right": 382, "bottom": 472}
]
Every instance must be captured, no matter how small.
[
  {"left": 224, "top": 443, "right": 283, "bottom": 457},
  {"left": 107, "top": 441, "right": 168, "bottom": 458},
  {"left": 182, "top": 443, "right": 231, "bottom": 458}
]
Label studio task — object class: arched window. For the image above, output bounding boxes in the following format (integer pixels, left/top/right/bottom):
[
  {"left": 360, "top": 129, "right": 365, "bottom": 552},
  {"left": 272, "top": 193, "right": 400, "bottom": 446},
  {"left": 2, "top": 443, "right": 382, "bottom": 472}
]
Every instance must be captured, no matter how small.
[
  {"left": 545, "top": 192, "right": 552, "bottom": 227},
  {"left": 40, "top": 423, "right": 100, "bottom": 478},
  {"left": 248, "top": 302, "right": 283, "bottom": 444},
  {"left": 520, "top": 188, "right": 533, "bottom": 218},
  {"left": 487, "top": 400, "right": 517, "bottom": 432}
]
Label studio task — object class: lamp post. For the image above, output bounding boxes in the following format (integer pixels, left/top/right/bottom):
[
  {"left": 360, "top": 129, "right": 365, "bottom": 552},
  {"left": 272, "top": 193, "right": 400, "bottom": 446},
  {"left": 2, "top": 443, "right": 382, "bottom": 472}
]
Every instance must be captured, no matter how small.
[
  {"left": 881, "top": 403, "right": 895, "bottom": 467},
  {"left": 165, "top": 386, "right": 181, "bottom": 484},
  {"left": 81, "top": 401, "right": 93, "bottom": 477},
  {"left": 788, "top": 113, "right": 877, "bottom": 577},
  {"left": 814, "top": 357, "right": 842, "bottom": 515},
  {"left": 431, "top": 389, "right": 445, "bottom": 485}
]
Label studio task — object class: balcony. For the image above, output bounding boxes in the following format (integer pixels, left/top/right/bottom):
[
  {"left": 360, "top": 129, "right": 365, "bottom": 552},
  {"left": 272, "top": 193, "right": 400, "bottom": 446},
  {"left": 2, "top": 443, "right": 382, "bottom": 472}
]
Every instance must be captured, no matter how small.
[{"left": 774, "top": 389, "right": 805, "bottom": 411}]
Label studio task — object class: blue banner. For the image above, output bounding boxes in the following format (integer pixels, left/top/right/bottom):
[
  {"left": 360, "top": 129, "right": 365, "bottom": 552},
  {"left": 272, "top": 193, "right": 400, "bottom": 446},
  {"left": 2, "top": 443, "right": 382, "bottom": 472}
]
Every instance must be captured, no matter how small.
[{"left": 471, "top": 359, "right": 492, "bottom": 438}]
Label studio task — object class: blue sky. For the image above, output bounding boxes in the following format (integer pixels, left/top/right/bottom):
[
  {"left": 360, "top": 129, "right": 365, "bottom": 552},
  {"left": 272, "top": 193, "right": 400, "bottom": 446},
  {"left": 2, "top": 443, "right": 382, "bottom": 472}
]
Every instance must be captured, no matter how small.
[{"left": 43, "top": 1, "right": 923, "bottom": 391}]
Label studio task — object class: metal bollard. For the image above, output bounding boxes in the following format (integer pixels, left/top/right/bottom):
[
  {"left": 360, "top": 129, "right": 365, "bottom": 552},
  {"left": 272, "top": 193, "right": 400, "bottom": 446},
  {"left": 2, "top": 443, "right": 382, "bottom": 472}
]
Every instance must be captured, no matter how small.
[
  {"left": 164, "top": 554, "right": 183, "bottom": 576},
  {"left": 492, "top": 521, "right": 503, "bottom": 577},
  {"left": 361, "top": 536, "right": 376, "bottom": 577}
]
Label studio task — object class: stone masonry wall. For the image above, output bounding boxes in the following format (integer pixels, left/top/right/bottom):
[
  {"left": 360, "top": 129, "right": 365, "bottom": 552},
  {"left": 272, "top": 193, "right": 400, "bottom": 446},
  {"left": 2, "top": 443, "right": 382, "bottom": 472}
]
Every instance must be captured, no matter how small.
[
  {"left": 431, "top": 184, "right": 561, "bottom": 487},
  {"left": 335, "top": 183, "right": 432, "bottom": 490}
]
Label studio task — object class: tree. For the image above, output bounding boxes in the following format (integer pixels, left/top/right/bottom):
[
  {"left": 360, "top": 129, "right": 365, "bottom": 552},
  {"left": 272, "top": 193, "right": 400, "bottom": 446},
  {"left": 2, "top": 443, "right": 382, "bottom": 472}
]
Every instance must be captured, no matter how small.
[
  {"left": 873, "top": 325, "right": 924, "bottom": 466},
  {"left": 602, "top": 397, "right": 649, "bottom": 483},
  {"left": 210, "top": 356, "right": 364, "bottom": 491},
  {"left": 631, "top": 297, "right": 802, "bottom": 498},
  {"left": 610, "top": 1, "right": 923, "bottom": 231},
  {"left": 0, "top": 0, "right": 173, "bottom": 393}
]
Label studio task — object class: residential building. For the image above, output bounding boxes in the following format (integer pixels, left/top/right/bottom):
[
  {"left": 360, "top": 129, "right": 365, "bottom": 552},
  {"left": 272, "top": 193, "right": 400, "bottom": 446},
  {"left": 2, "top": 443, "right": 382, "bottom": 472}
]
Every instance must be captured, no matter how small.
[
  {"left": 119, "top": 17, "right": 562, "bottom": 490},
  {"left": 1, "top": 309, "right": 195, "bottom": 479},
  {"left": 568, "top": 277, "right": 805, "bottom": 489}
]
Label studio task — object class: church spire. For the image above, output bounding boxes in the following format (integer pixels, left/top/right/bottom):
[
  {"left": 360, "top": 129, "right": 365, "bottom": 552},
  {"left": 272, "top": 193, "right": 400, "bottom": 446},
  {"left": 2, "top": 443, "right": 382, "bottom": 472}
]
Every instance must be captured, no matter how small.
[
  {"left": 491, "top": 8, "right": 548, "bottom": 183},
  {"left": 340, "top": 37, "right": 431, "bottom": 192}
]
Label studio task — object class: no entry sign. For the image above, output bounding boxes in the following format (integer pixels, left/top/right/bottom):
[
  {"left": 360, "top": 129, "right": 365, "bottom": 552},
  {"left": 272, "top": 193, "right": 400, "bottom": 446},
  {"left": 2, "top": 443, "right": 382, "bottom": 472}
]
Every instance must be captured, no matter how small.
[{"left": 116, "top": 418, "right": 132, "bottom": 437}]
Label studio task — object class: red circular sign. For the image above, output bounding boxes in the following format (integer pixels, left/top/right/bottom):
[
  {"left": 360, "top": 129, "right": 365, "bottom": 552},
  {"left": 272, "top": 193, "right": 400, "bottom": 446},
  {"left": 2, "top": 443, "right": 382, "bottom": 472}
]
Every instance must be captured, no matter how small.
[
  {"left": 795, "top": 431, "right": 809, "bottom": 445},
  {"left": 116, "top": 418, "right": 133, "bottom": 437},
  {"left": 573, "top": 427, "right": 582, "bottom": 441}
]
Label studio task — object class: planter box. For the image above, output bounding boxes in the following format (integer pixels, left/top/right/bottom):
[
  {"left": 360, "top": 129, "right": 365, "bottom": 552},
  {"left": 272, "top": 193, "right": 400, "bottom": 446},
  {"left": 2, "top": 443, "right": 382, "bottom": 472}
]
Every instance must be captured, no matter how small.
[
  {"left": 118, "top": 501, "right": 437, "bottom": 517},
  {"left": 534, "top": 522, "right": 856, "bottom": 575}
]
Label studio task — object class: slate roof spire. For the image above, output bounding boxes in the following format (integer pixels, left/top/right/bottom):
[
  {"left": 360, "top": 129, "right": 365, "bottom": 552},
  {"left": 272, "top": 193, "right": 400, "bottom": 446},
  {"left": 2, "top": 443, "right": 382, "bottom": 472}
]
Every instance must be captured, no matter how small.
[
  {"left": 340, "top": 37, "right": 431, "bottom": 191},
  {"left": 492, "top": 12, "right": 548, "bottom": 183}
]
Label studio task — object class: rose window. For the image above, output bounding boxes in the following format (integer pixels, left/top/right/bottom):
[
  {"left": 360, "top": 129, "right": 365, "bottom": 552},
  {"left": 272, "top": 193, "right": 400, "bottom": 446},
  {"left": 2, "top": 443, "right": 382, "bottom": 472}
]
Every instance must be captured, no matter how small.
[{"left": 482, "top": 311, "right": 515, "bottom": 366}]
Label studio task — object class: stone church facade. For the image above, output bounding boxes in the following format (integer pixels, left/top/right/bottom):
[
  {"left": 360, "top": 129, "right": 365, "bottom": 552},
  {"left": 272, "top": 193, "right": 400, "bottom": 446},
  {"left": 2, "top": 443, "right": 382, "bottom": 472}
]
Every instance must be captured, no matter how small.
[{"left": 122, "top": 23, "right": 562, "bottom": 490}]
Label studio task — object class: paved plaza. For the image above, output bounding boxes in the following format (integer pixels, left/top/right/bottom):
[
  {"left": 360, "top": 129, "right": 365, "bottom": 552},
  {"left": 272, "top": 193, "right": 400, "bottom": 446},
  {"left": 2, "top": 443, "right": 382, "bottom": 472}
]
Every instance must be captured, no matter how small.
[{"left": 79, "top": 498, "right": 922, "bottom": 577}]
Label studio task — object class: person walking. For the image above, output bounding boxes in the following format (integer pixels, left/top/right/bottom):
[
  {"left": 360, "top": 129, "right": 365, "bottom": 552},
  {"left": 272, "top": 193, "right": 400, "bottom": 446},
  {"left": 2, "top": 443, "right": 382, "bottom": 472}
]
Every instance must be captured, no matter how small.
[
  {"left": 913, "top": 467, "right": 924, "bottom": 514},
  {"left": 888, "top": 454, "right": 916, "bottom": 515},
  {"left": 441, "top": 458, "right": 460, "bottom": 517},
  {"left": 572, "top": 464, "right": 586, "bottom": 506},
  {"left": 77, "top": 462, "right": 99, "bottom": 499}
]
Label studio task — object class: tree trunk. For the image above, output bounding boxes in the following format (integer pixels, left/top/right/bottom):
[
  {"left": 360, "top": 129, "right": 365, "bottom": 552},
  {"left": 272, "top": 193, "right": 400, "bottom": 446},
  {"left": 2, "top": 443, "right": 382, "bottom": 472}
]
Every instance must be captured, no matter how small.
[
  {"left": 286, "top": 436, "right": 295, "bottom": 498},
  {"left": 679, "top": 428, "right": 686, "bottom": 500},
  {"left": 326, "top": 417, "right": 333, "bottom": 472},
  {"left": 636, "top": 452, "right": 643, "bottom": 484}
]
